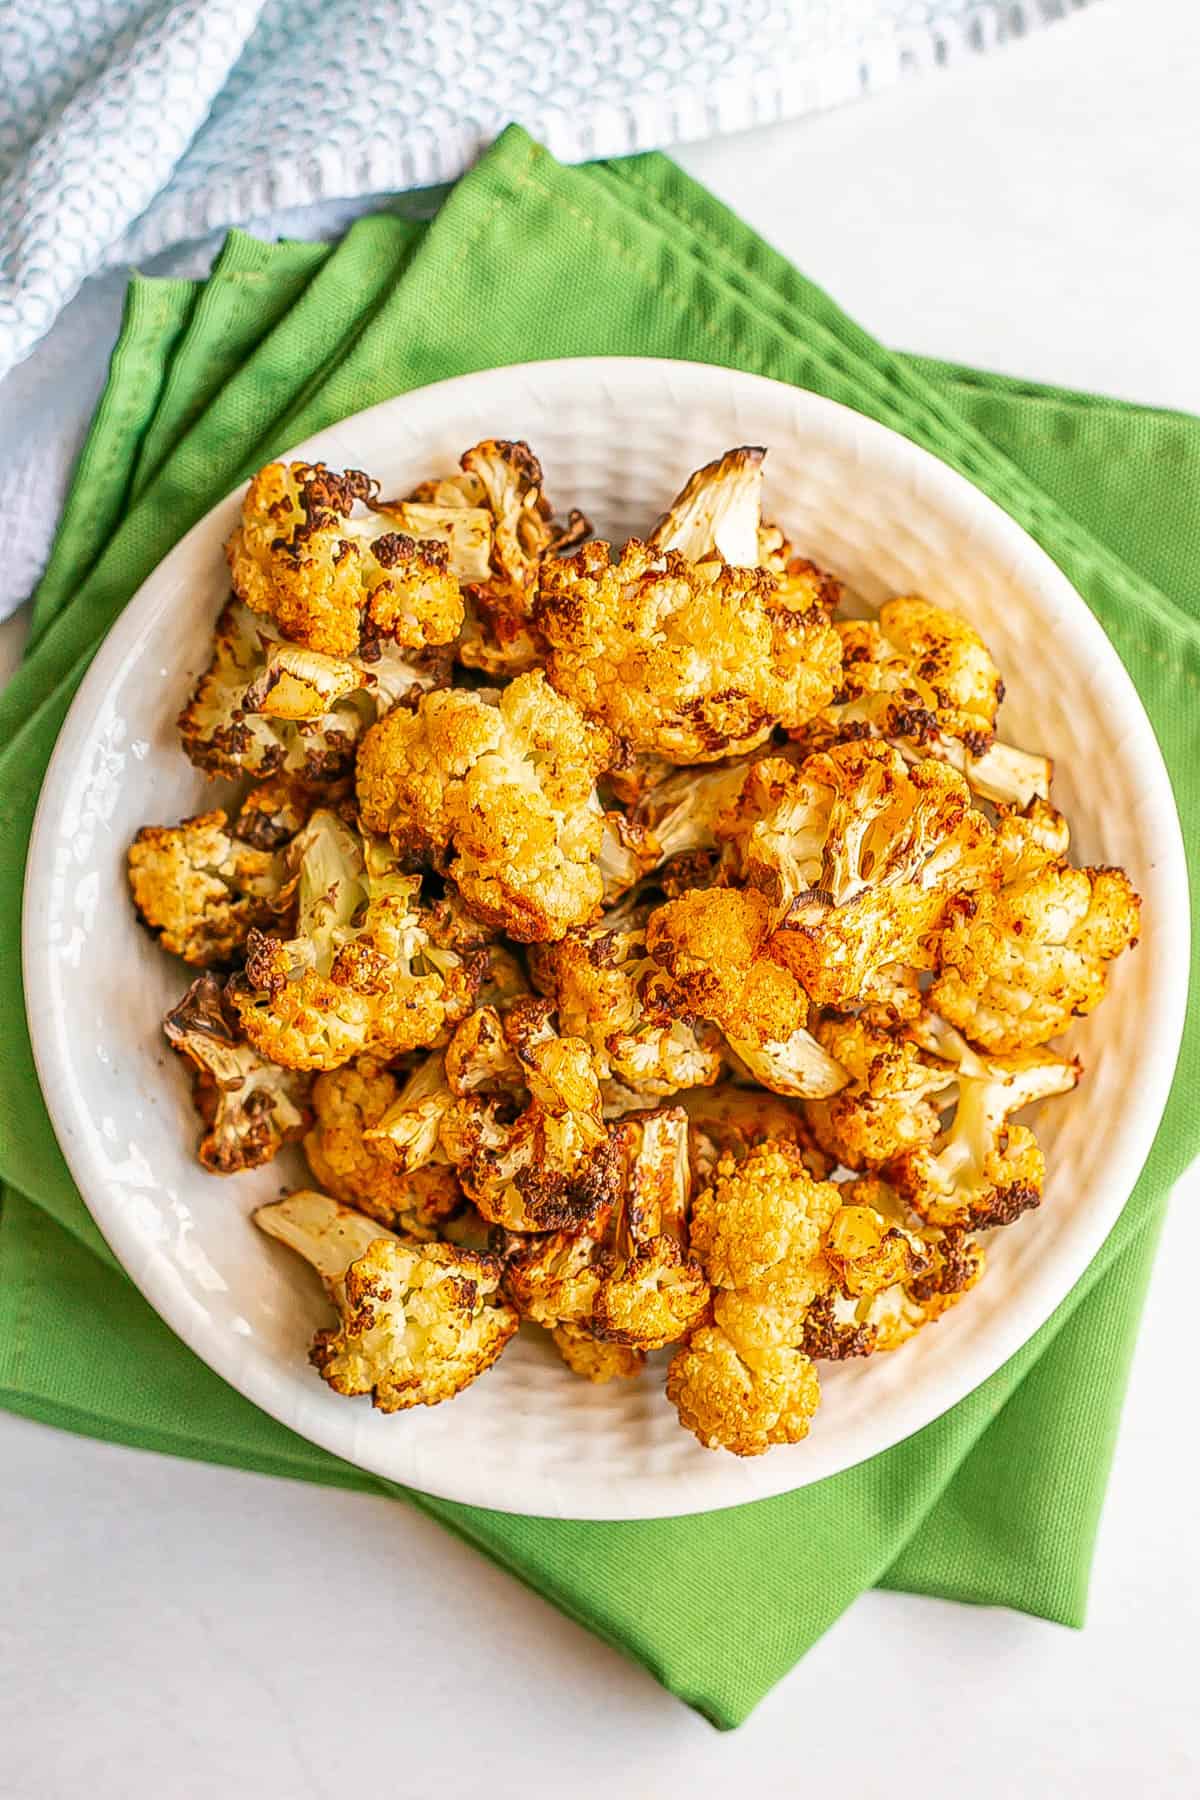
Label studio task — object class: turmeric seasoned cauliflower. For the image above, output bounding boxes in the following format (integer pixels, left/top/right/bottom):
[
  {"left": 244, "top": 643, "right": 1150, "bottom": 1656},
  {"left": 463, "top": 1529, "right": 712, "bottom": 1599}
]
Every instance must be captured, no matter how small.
[
  {"left": 436, "top": 999, "right": 619, "bottom": 1233},
  {"left": 541, "top": 904, "right": 724, "bottom": 1097},
  {"left": 931, "top": 857, "right": 1141, "bottom": 1053},
  {"left": 551, "top": 1323, "right": 646, "bottom": 1382},
  {"left": 164, "top": 974, "right": 312, "bottom": 1173},
  {"left": 255, "top": 1191, "right": 517, "bottom": 1410},
  {"left": 647, "top": 445, "right": 766, "bottom": 567},
  {"left": 129, "top": 808, "right": 288, "bottom": 965},
  {"left": 536, "top": 537, "right": 841, "bottom": 762},
  {"left": 681, "top": 1082, "right": 833, "bottom": 1187},
  {"left": 229, "top": 810, "right": 480, "bottom": 1070},
  {"left": 503, "top": 1104, "right": 708, "bottom": 1350},
  {"left": 828, "top": 597, "right": 1003, "bottom": 753},
  {"left": 303, "top": 1057, "right": 465, "bottom": 1237},
  {"left": 803, "top": 1011, "right": 955, "bottom": 1172},
  {"left": 725, "top": 743, "right": 998, "bottom": 1009},
  {"left": 888, "top": 1013, "right": 1080, "bottom": 1229},
  {"left": 834, "top": 1176, "right": 986, "bottom": 1351},
  {"left": 356, "top": 669, "right": 612, "bottom": 942},
  {"left": 227, "top": 461, "right": 464, "bottom": 656},
  {"left": 667, "top": 1326, "right": 822, "bottom": 1457},
  {"left": 645, "top": 887, "right": 847, "bottom": 1097}
]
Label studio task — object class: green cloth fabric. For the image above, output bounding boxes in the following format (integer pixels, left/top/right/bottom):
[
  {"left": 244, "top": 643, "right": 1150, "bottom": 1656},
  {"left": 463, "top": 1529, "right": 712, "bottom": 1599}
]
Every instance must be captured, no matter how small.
[{"left": 0, "top": 127, "right": 1196, "bottom": 1730}]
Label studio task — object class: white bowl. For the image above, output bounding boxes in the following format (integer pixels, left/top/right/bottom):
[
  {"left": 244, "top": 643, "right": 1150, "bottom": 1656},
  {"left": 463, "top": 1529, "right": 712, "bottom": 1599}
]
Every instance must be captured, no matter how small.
[{"left": 23, "top": 357, "right": 1187, "bottom": 1519}]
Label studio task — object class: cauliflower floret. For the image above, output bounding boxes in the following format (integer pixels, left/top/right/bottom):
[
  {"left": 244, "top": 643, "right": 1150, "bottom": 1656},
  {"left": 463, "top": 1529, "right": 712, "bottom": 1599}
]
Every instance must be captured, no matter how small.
[
  {"left": 803, "top": 1012, "right": 956, "bottom": 1172},
  {"left": 304, "top": 1058, "right": 465, "bottom": 1238},
  {"left": 438, "top": 1000, "right": 619, "bottom": 1233},
  {"left": 828, "top": 598, "right": 1003, "bottom": 752},
  {"left": 129, "top": 809, "right": 288, "bottom": 966},
  {"left": 647, "top": 446, "right": 766, "bottom": 568},
  {"left": 179, "top": 600, "right": 443, "bottom": 782},
  {"left": 254, "top": 1191, "right": 516, "bottom": 1410},
  {"left": 994, "top": 797, "right": 1071, "bottom": 883},
  {"left": 688, "top": 1141, "right": 843, "bottom": 1292},
  {"left": 536, "top": 538, "right": 841, "bottom": 762},
  {"left": 229, "top": 811, "right": 480, "bottom": 1071},
  {"left": 757, "top": 525, "right": 843, "bottom": 616},
  {"left": 550, "top": 1323, "right": 646, "bottom": 1382},
  {"left": 541, "top": 905, "right": 724, "bottom": 1098},
  {"left": 232, "top": 777, "right": 322, "bottom": 851},
  {"left": 503, "top": 1104, "right": 707, "bottom": 1349},
  {"left": 163, "top": 974, "right": 312, "bottom": 1173},
  {"left": 680, "top": 1083, "right": 833, "bottom": 1188},
  {"left": 645, "top": 887, "right": 847, "bottom": 1098},
  {"left": 931, "top": 856, "right": 1141, "bottom": 1053},
  {"left": 356, "top": 670, "right": 612, "bottom": 942},
  {"left": 624, "top": 754, "right": 767, "bottom": 875},
  {"left": 666, "top": 1326, "right": 821, "bottom": 1457},
  {"left": 724, "top": 743, "right": 997, "bottom": 1010},
  {"left": 835, "top": 1176, "right": 985, "bottom": 1351},
  {"left": 889, "top": 1013, "right": 1080, "bottom": 1228},
  {"left": 227, "top": 461, "right": 464, "bottom": 656},
  {"left": 363, "top": 1050, "right": 458, "bottom": 1171}
]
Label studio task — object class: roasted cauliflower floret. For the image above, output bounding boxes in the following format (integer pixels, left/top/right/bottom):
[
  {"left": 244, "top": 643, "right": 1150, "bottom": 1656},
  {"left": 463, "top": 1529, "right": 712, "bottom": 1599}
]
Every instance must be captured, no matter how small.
[
  {"left": 931, "top": 858, "right": 1141, "bottom": 1053},
  {"left": 645, "top": 887, "right": 847, "bottom": 1098},
  {"left": 666, "top": 1326, "right": 821, "bottom": 1457},
  {"left": 829, "top": 598, "right": 1003, "bottom": 753},
  {"left": 688, "top": 1141, "right": 843, "bottom": 1292},
  {"left": 536, "top": 538, "right": 841, "bottom": 762},
  {"left": 227, "top": 461, "right": 464, "bottom": 656},
  {"left": 438, "top": 1000, "right": 619, "bottom": 1232},
  {"left": 503, "top": 1104, "right": 707, "bottom": 1349},
  {"left": 681, "top": 1083, "right": 833, "bottom": 1188},
  {"left": 804, "top": 1012, "right": 955, "bottom": 1172},
  {"left": 164, "top": 974, "right": 312, "bottom": 1173},
  {"left": 550, "top": 1323, "right": 646, "bottom": 1382},
  {"left": 647, "top": 445, "right": 766, "bottom": 567},
  {"left": 357, "top": 670, "right": 612, "bottom": 942},
  {"left": 836, "top": 1176, "right": 985, "bottom": 1351},
  {"left": 304, "top": 1058, "right": 465, "bottom": 1237},
  {"left": 255, "top": 1191, "right": 516, "bottom": 1410},
  {"left": 229, "top": 810, "right": 479, "bottom": 1070},
  {"left": 129, "top": 809, "right": 288, "bottom": 965},
  {"left": 889, "top": 1014, "right": 1080, "bottom": 1228},
  {"left": 542, "top": 905, "right": 724, "bottom": 1098},
  {"left": 363, "top": 1050, "right": 458, "bottom": 1171},
  {"left": 725, "top": 743, "right": 997, "bottom": 1009}
]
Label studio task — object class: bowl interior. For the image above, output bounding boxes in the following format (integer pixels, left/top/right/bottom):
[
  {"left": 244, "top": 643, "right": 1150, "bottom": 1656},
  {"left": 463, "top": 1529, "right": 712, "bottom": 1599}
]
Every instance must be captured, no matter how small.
[{"left": 23, "top": 358, "right": 1186, "bottom": 1518}]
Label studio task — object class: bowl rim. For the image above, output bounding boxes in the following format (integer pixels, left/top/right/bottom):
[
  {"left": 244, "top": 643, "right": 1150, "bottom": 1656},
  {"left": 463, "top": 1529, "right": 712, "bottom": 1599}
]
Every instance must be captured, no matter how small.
[{"left": 22, "top": 355, "right": 1190, "bottom": 1519}]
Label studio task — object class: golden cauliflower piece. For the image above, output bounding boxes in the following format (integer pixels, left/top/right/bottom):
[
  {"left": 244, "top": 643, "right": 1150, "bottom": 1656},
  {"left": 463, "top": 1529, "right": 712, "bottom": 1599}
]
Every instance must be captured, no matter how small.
[
  {"left": 179, "top": 600, "right": 443, "bottom": 782},
  {"left": 889, "top": 1013, "right": 1080, "bottom": 1228},
  {"left": 164, "top": 974, "right": 312, "bottom": 1173},
  {"left": 227, "top": 461, "right": 464, "bottom": 657},
  {"left": 503, "top": 1104, "right": 708, "bottom": 1350},
  {"left": 542, "top": 904, "right": 724, "bottom": 1098},
  {"left": 688, "top": 1141, "right": 843, "bottom": 1292},
  {"left": 304, "top": 1058, "right": 465, "bottom": 1238},
  {"left": 647, "top": 445, "right": 767, "bottom": 568},
  {"left": 667, "top": 1327, "right": 822, "bottom": 1457},
  {"left": 835, "top": 1176, "right": 986, "bottom": 1352},
  {"left": 536, "top": 537, "right": 841, "bottom": 762},
  {"left": 229, "top": 810, "right": 480, "bottom": 1071},
  {"left": 931, "top": 858, "right": 1141, "bottom": 1053},
  {"left": 550, "top": 1323, "right": 646, "bottom": 1383},
  {"left": 804, "top": 1011, "right": 956, "bottom": 1172},
  {"left": 725, "top": 743, "right": 998, "bottom": 1010},
  {"left": 255, "top": 1191, "right": 516, "bottom": 1411},
  {"left": 129, "top": 809, "right": 288, "bottom": 966},
  {"left": 645, "top": 887, "right": 847, "bottom": 1097},
  {"left": 356, "top": 670, "right": 612, "bottom": 943},
  {"left": 829, "top": 597, "right": 1003, "bottom": 753},
  {"left": 681, "top": 1082, "right": 833, "bottom": 1189},
  {"left": 438, "top": 999, "right": 619, "bottom": 1233}
]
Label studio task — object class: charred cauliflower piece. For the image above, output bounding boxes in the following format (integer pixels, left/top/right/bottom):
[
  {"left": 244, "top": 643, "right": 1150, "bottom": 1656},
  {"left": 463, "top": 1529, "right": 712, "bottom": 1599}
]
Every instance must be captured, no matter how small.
[
  {"left": 804, "top": 1011, "right": 956, "bottom": 1172},
  {"left": 304, "top": 1058, "right": 465, "bottom": 1237},
  {"left": 647, "top": 446, "right": 767, "bottom": 568},
  {"left": 667, "top": 1326, "right": 822, "bottom": 1458},
  {"left": 356, "top": 669, "right": 612, "bottom": 942},
  {"left": 227, "top": 461, "right": 464, "bottom": 657},
  {"left": 255, "top": 1191, "right": 516, "bottom": 1411},
  {"left": 164, "top": 974, "right": 312, "bottom": 1172},
  {"left": 836, "top": 1176, "right": 986, "bottom": 1352},
  {"left": 503, "top": 1104, "right": 707, "bottom": 1350},
  {"left": 725, "top": 743, "right": 997, "bottom": 1010},
  {"left": 536, "top": 537, "right": 841, "bottom": 763},
  {"left": 542, "top": 904, "right": 724, "bottom": 1098},
  {"left": 551, "top": 1323, "right": 646, "bottom": 1382},
  {"left": 129, "top": 809, "right": 288, "bottom": 966},
  {"left": 179, "top": 600, "right": 443, "bottom": 782},
  {"left": 438, "top": 999, "right": 619, "bottom": 1233},
  {"left": 229, "top": 810, "right": 480, "bottom": 1071},
  {"left": 681, "top": 1082, "right": 833, "bottom": 1188},
  {"left": 889, "top": 1013, "right": 1080, "bottom": 1229},
  {"left": 645, "top": 887, "right": 847, "bottom": 1098},
  {"left": 931, "top": 856, "right": 1141, "bottom": 1054},
  {"left": 829, "top": 597, "right": 1003, "bottom": 753}
]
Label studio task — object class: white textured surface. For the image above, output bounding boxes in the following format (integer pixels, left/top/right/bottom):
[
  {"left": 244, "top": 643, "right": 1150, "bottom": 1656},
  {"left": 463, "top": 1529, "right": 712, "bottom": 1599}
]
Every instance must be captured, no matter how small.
[
  {"left": 3, "top": 2, "right": 1199, "bottom": 1783},
  {"left": 21, "top": 358, "right": 1187, "bottom": 1519}
]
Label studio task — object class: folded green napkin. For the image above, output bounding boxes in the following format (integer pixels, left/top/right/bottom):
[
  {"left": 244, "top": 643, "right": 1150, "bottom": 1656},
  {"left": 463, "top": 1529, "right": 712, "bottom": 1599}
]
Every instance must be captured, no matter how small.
[{"left": 1, "top": 127, "right": 1197, "bottom": 1730}]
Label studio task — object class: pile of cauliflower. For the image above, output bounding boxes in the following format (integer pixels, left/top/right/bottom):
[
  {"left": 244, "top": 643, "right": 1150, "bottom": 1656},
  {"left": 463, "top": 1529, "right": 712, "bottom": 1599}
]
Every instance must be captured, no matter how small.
[{"left": 128, "top": 440, "right": 1141, "bottom": 1455}]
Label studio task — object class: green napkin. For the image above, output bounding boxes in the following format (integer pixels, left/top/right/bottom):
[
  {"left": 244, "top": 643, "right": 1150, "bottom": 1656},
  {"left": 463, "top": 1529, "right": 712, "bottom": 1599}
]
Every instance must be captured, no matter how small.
[{"left": 1, "top": 128, "right": 1197, "bottom": 1730}]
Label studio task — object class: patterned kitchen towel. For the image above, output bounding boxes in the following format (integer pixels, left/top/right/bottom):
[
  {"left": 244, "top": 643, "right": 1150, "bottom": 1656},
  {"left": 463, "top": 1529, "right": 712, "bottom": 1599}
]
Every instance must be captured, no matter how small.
[{"left": 0, "top": 0, "right": 1103, "bottom": 385}]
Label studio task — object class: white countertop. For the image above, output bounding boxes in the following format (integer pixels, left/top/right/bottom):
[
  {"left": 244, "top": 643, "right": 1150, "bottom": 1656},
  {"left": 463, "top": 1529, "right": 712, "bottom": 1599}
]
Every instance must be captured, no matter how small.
[{"left": 2, "top": 1, "right": 1198, "bottom": 1791}]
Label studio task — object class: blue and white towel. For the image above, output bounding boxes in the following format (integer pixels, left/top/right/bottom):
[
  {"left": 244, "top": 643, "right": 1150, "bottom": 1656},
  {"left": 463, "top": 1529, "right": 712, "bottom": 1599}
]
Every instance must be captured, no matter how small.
[{"left": 2, "top": 0, "right": 1098, "bottom": 383}]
